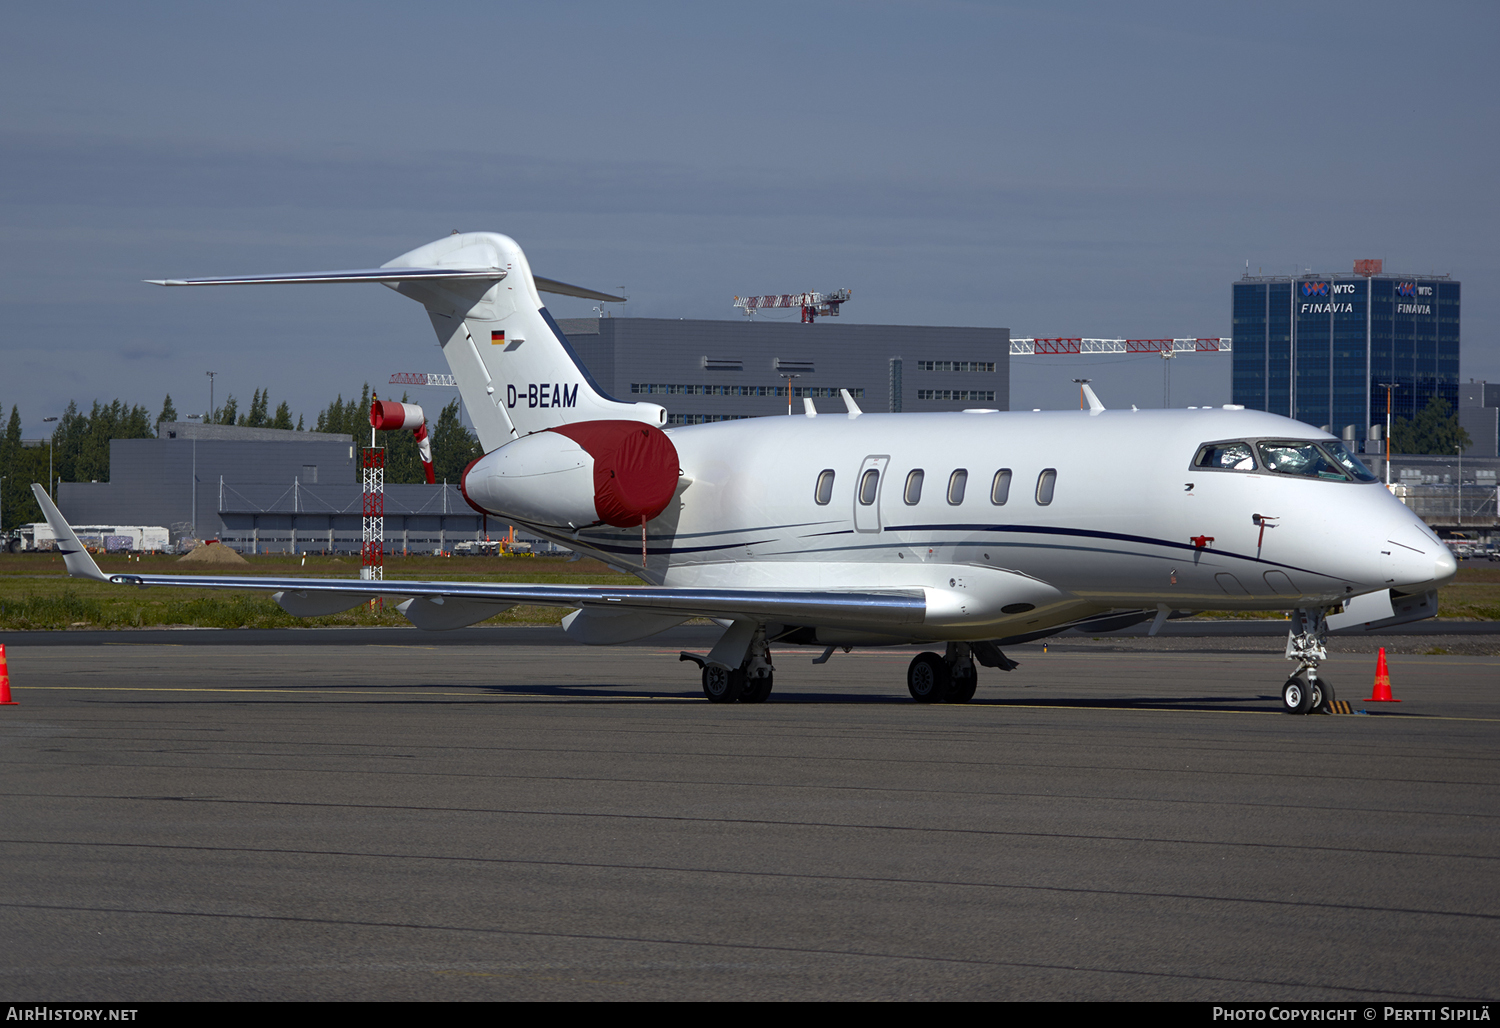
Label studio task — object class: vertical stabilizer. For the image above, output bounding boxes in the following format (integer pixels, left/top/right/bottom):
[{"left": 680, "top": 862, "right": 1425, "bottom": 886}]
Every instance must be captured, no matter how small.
[{"left": 383, "top": 233, "right": 664, "bottom": 451}]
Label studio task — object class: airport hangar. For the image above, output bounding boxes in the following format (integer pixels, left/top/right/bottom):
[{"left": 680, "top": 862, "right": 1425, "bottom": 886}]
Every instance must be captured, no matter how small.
[{"left": 54, "top": 317, "right": 1011, "bottom": 553}]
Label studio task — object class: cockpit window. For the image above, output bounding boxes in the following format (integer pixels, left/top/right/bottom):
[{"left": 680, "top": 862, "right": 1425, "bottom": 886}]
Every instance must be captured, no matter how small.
[
  {"left": 1321, "top": 440, "right": 1379, "bottom": 483},
  {"left": 1194, "top": 441, "right": 1256, "bottom": 471},
  {"left": 1257, "top": 441, "right": 1349, "bottom": 481}
]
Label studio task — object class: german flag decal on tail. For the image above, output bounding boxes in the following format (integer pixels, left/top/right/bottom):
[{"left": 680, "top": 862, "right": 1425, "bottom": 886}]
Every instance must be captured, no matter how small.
[{"left": 491, "top": 330, "right": 505, "bottom": 345}]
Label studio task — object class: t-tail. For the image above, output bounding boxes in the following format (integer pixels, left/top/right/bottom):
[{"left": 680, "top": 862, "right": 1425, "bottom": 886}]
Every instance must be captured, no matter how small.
[{"left": 149, "top": 232, "right": 665, "bottom": 452}]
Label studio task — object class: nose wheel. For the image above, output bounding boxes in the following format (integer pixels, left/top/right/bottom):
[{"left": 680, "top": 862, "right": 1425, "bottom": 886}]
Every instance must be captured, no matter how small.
[
  {"left": 1282, "top": 675, "right": 1322, "bottom": 714},
  {"left": 1283, "top": 608, "right": 1339, "bottom": 714}
]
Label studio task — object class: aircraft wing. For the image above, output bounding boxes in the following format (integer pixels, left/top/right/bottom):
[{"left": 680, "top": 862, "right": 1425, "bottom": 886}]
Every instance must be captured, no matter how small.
[{"left": 29, "top": 485, "right": 922, "bottom": 630}]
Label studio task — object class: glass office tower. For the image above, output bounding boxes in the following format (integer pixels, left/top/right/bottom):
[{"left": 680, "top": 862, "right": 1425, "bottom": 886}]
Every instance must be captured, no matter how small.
[{"left": 1232, "top": 266, "right": 1459, "bottom": 443}]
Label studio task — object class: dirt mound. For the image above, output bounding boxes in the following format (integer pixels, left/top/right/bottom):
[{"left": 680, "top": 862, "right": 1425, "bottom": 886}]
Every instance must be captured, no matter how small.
[{"left": 178, "top": 541, "right": 250, "bottom": 565}]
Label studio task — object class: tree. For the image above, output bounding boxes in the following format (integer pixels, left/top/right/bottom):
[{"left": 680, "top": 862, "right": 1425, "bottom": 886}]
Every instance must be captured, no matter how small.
[
  {"left": 50, "top": 399, "right": 153, "bottom": 484},
  {"left": 431, "top": 398, "right": 482, "bottom": 485},
  {"left": 241, "top": 388, "right": 270, "bottom": 428},
  {"left": 157, "top": 394, "right": 177, "bottom": 427},
  {"left": 313, "top": 383, "right": 371, "bottom": 439},
  {"left": 1, "top": 405, "right": 45, "bottom": 531},
  {"left": 216, "top": 394, "right": 238, "bottom": 425},
  {"left": 1390, "top": 397, "right": 1473, "bottom": 455},
  {"left": 272, "top": 401, "right": 293, "bottom": 430}
]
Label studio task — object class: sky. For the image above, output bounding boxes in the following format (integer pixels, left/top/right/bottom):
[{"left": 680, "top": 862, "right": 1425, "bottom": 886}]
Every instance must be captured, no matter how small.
[{"left": 2, "top": 1, "right": 1496, "bottom": 432}]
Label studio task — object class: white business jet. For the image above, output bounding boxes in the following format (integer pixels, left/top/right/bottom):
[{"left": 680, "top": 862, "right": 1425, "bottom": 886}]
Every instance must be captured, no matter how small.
[{"left": 33, "top": 232, "right": 1456, "bottom": 712}]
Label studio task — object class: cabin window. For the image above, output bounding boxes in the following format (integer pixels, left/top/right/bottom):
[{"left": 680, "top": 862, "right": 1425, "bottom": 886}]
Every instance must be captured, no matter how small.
[
  {"left": 1193, "top": 441, "right": 1256, "bottom": 471},
  {"left": 904, "top": 470, "right": 924, "bottom": 505},
  {"left": 858, "top": 468, "right": 880, "bottom": 505},
  {"left": 1035, "top": 468, "right": 1057, "bottom": 505},
  {"left": 814, "top": 469, "right": 836, "bottom": 505},
  {"left": 947, "top": 469, "right": 968, "bottom": 505},
  {"left": 1257, "top": 442, "right": 1349, "bottom": 482},
  {"left": 991, "top": 468, "right": 1012, "bottom": 505}
]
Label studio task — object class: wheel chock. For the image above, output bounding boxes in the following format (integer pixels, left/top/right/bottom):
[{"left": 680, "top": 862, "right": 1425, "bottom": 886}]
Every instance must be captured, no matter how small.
[
  {"left": 1366, "top": 647, "right": 1401, "bottom": 702},
  {"left": 0, "top": 644, "right": 16, "bottom": 706}
]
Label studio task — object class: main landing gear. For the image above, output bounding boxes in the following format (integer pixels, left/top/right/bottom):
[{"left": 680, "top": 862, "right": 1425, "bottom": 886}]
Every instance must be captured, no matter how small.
[
  {"left": 683, "top": 631, "right": 1017, "bottom": 705},
  {"left": 1283, "top": 607, "right": 1335, "bottom": 715},
  {"left": 680, "top": 625, "right": 774, "bottom": 704},
  {"left": 908, "top": 642, "right": 980, "bottom": 704}
]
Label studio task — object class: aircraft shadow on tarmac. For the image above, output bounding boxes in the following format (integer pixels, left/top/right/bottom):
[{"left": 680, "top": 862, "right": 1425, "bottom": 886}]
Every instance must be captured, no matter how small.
[{"left": 461, "top": 683, "right": 1309, "bottom": 712}]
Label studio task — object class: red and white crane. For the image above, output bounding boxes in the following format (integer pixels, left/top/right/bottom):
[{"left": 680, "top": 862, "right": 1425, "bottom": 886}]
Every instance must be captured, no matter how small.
[
  {"left": 733, "top": 289, "right": 852, "bottom": 323},
  {"left": 1009, "top": 337, "right": 1231, "bottom": 355}
]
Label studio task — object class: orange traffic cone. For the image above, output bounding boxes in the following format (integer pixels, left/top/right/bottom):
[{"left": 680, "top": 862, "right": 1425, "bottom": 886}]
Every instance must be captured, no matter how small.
[
  {"left": 0, "top": 644, "right": 16, "bottom": 706},
  {"left": 1366, "top": 647, "right": 1400, "bottom": 703}
]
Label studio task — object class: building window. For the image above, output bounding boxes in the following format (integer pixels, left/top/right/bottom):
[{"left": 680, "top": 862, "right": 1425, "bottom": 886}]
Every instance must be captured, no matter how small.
[
  {"left": 1035, "top": 469, "right": 1057, "bottom": 505},
  {"left": 815, "top": 470, "right": 836, "bottom": 505},
  {"left": 915, "top": 390, "right": 996, "bottom": 402},
  {"left": 947, "top": 469, "right": 968, "bottom": 505},
  {"left": 915, "top": 361, "right": 995, "bottom": 372},
  {"left": 903, "top": 470, "right": 924, "bottom": 505},
  {"left": 991, "top": 469, "right": 1012, "bottom": 505}
]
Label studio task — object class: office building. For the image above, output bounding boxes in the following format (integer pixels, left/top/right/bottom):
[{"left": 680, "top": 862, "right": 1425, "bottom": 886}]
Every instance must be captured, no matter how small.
[{"left": 1231, "top": 262, "right": 1459, "bottom": 444}]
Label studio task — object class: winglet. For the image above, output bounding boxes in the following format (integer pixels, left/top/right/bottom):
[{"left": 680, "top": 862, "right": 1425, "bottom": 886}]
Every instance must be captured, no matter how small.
[
  {"left": 30, "top": 484, "right": 109, "bottom": 582},
  {"left": 1082, "top": 384, "right": 1106, "bottom": 414},
  {"left": 840, "top": 388, "right": 863, "bottom": 417}
]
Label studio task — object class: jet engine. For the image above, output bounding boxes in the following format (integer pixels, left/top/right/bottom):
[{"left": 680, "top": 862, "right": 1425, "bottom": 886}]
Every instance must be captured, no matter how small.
[{"left": 460, "top": 420, "right": 680, "bottom": 529}]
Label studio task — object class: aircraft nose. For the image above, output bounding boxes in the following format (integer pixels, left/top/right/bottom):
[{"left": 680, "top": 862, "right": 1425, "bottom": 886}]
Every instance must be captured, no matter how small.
[{"left": 1433, "top": 544, "right": 1457, "bottom": 586}]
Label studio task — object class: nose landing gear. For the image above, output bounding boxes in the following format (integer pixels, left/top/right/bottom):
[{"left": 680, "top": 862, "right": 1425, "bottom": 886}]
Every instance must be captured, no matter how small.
[{"left": 1283, "top": 607, "right": 1336, "bottom": 714}]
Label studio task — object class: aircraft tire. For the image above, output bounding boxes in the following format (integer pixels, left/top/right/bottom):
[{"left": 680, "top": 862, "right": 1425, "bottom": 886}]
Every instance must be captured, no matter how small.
[
  {"left": 1314, "top": 678, "right": 1336, "bottom": 714},
  {"left": 740, "top": 672, "right": 774, "bottom": 704},
  {"left": 703, "top": 666, "right": 746, "bottom": 703},
  {"left": 945, "top": 670, "right": 978, "bottom": 704},
  {"left": 908, "top": 653, "right": 951, "bottom": 703},
  {"left": 1282, "top": 676, "right": 1318, "bottom": 715}
]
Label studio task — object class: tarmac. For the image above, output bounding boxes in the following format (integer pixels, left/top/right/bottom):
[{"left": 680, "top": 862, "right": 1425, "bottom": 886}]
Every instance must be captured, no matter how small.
[{"left": 0, "top": 626, "right": 1495, "bottom": 1000}]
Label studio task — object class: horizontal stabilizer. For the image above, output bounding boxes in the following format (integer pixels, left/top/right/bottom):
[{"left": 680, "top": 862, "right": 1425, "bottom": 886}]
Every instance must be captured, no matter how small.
[
  {"left": 532, "top": 277, "right": 627, "bottom": 303},
  {"left": 146, "top": 268, "right": 506, "bottom": 286},
  {"left": 146, "top": 269, "right": 625, "bottom": 301}
]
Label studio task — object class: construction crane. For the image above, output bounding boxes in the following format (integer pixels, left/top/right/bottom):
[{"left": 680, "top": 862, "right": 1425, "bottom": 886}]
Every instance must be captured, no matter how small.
[
  {"left": 1009, "top": 338, "right": 1232, "bottom": 408},
  {"left": 1009, "top": 338, "right": 1231, "bottom": 355},
  {"left": 733, "top": 289, "right": 852, "bottom": 323},
  {"left": 389, "top": 372, "right": 457, "bottom": 387}
]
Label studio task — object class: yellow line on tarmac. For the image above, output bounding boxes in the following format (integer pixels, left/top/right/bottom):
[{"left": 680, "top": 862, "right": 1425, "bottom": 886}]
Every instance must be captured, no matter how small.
[{"left": 16, "top": 686, "right": 508, "bottom": 697}]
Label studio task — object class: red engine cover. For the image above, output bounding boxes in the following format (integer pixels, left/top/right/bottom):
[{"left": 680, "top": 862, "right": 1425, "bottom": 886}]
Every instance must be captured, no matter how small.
[{"left": 548, "top": 421, "right": 680, "bottom": 527}]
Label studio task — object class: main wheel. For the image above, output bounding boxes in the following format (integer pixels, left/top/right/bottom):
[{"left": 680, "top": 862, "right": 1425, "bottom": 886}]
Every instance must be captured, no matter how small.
[
  {"left": 1282, "top": 676, "right": 1317, "bottom": 715},
  {"left": 908, "top": 652, "right": 951, "bottom": 703},
  {"left": 1314, "top": 677, "right": 1335, "bottom": 714},
  {"left": 945, "top": 669, "right": 978, "bottom": 704},
  {"left": 740, "top": 672, "right": 774, "bottom": 704},
  {"left": 703, "top": 665, "right": 746, "bottom": 703}
]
